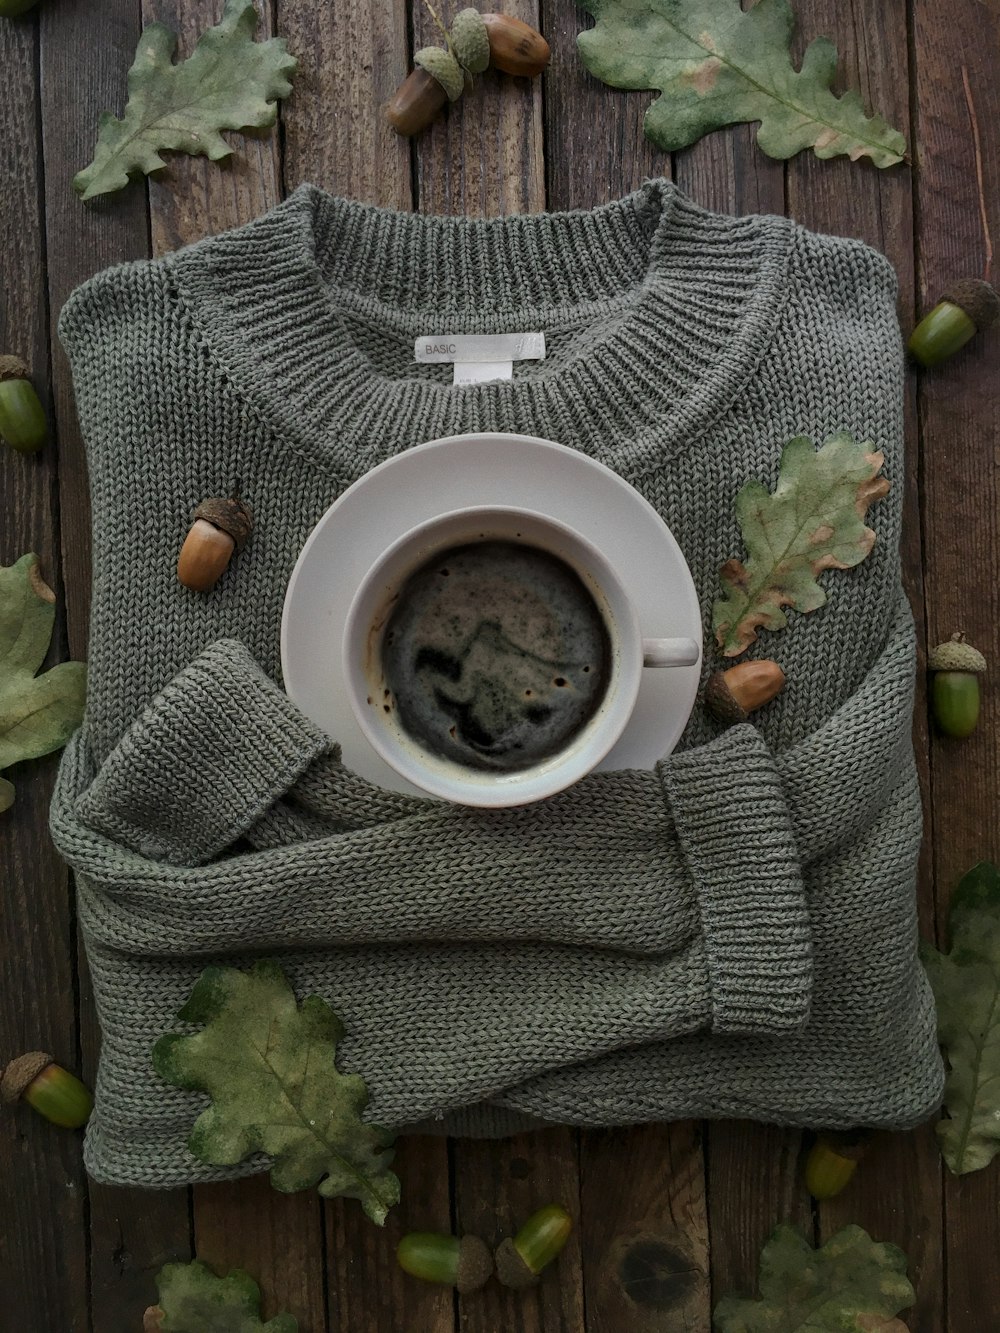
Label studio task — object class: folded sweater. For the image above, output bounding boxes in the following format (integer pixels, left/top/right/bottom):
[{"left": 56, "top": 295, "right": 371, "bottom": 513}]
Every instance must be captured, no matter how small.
[{"left": 50, "top": 180, "right": 943, "bottom": 1189}]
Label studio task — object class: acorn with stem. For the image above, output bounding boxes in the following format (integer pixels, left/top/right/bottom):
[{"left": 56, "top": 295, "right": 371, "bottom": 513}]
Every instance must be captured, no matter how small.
[
  {"left": 929, "top": 632, "right": 987, "bottom": 738},
  {"left": 387, "top": 3, "right": 549, "bottom": 137}
]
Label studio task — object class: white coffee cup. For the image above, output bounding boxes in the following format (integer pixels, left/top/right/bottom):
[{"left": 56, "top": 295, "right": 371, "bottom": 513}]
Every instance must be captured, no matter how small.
[{"left": 342, "top": 507, "right": 699, "bottom": 807}]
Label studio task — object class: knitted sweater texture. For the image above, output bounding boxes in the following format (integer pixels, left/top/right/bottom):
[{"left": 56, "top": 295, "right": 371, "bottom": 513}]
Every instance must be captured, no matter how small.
[{"left": 50, "top": 181, "right": 943, "bottom": 1189}]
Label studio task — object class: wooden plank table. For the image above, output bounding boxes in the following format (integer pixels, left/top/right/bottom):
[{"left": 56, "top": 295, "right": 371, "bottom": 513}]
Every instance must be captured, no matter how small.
[{"left": 1, "top": 0, "right": 997, "bottom": 1327}]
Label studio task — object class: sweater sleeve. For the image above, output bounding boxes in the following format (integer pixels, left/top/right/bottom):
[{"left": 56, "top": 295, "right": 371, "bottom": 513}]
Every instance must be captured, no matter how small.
[{"left": 53, "top": 599, "right": 913, "bottom": 1049}]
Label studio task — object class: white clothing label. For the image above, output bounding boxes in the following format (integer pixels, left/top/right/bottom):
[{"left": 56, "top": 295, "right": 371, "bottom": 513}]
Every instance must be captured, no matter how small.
[
  {"left": 452, "top": 360, "right": 514, "bottom": 385},
  {"left": 413, "top": 332, "right": 546, "bottom": 365}
]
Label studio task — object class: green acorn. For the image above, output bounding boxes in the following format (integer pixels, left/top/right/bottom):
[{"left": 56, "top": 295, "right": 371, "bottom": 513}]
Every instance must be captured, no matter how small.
[
  {"left": 908, "top": 279, "right": 1000, "bottom": 367},
  {"left": 929, "top": 633, "right": 987, "bottom": 738},
  {"left": 396, "top": 1232, "right": 493, "bottom": 1292},
  {"left": 495, "top": 1205, "right": 573, "bottom": 1288},
  {"left": 1, "top": 1051, "right": 93, "bottom": 1128},
  {"left": 804, "top": 1129, "right": 872, "bottom": 1200},
  {"left": 0, "top": 355, "right": 46, "bottom": 454}
]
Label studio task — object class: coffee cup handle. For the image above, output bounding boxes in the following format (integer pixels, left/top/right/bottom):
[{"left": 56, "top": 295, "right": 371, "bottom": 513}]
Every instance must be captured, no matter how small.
[{"left": 642, "top": 637, "right": 701, "bottom": 668}]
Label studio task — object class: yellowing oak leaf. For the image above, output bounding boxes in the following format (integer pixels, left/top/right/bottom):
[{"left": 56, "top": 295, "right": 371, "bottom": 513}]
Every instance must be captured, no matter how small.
[
  {"left": 921, "top": 862, "right": 1000, "bottom": 1176},
  {"left": 0, "top": 553, "right": 86, "bottom": 811},
  {"left": 577, "top": 0, "right": 907, "bottom": 168},
  {"left": 74, "top": 0, "right": 297, "bottom": 201},
  {"left": 713, "top": 1223, "right": 915, "bottom": 1332},
  {"left": 713, "top": 431, "right": 889, "bottom": 658},
  {"left": 153, "top": 961, "right": 400, "bottom": 1225}
]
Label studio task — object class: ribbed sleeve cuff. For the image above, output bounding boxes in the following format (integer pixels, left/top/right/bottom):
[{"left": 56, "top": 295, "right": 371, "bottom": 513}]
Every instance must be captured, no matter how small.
[
  {"left": 76, "top": 640, "right": 335, "bottom": 865},
  {"left": 658, "top": 725, "right": 812, "bottom": 1036}
]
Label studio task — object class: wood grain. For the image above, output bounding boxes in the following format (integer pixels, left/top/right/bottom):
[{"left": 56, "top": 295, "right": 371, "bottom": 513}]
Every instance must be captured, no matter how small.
[
  {"left": 912, "top": 0, "right": 1000, "bottom": 1329},
  {"left": 578, "top": 1122, "right": 709, "bottom": 1332},
  {"left": 281, "top": 0, "right": 411, "bottom": 207},
  {"left": 40, "top": 0, "right": 152, "bottom": 656},
  {"left": 326, "top": 1136, "right": 455, "bottom": 1333},
  {"left": 192, "top": 1176, "right": 325, "bottom": 1329},
  {"left": 543, "top": 0, "right": 667, "bottom": 207}
]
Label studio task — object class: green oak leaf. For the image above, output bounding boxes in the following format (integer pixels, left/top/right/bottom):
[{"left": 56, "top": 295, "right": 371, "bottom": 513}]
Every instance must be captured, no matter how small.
[
  {"left": 713, "top": 431, "right": 889, "bottom": 658},
  {"left": 148, "top": 1260, "right": 298, "bottom": 1332},
  {"left": 153, "top": 961, "right": 401, "bottom": 1225},
  {"left": 713, "top": 1223, "right": 915, "bottom": 1332},
  {"left": 74, "top": 0, "right": 297, "bottom": 201},
  {"left": 0, "top": 553, "right": 86, "bottom": 811},
  {"left": 921, "top": 861, "right": 1000, "bottom": 1175},
  {"left": 577, "top": 0, "right": 907, "bottom": 168}
]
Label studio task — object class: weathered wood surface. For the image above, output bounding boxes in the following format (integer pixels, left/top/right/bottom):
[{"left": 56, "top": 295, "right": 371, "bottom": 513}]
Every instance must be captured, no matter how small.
[{"left": 1, "top": 0, "right": 998, "bottom": 1327}]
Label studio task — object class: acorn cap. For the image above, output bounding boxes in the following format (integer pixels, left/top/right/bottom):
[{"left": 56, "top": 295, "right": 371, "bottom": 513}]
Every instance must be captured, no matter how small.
[
  {"left": 0, "top": 355, "right": 30, "bottom": 382},
  {"left": 942, "top": 279, "right": 1000, "bottom": 331},
  {"left": 1, "top": 1051, "right": 53, "bottom": 1105},
  {"left": 455, "top": 1235, "right": 493, "bottom": 1293},
  {"left": 193, "top": 496, "right": 254, "bottom": 551},
  {"left": 494, "top": 1237, "right": 538, "bottom": 1289},
  {"left": 816, "top": 1127, "right": 873, "bottom": 1162},
  {"left": 929, "top": 634, "right": 987, "bottom": 674},
  {"left": 450, "top": 8, "right": 490, "bottom": 74},
  {"left": 414, "top": 46, "right": 466, "bottom": 101},
  {"left": 704, "top": 672, "right": 749, "bottom": 724}
]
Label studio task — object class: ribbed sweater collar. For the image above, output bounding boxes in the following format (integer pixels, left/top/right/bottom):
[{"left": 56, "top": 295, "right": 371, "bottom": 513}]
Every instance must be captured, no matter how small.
[{"left": 170, "top": 180, "right": 794, "bottom": 481}]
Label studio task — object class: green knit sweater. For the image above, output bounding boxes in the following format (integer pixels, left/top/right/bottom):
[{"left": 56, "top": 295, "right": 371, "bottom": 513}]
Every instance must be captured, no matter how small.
[{"left": 51, "top": 181, "right": 942, "bottom": 1189}]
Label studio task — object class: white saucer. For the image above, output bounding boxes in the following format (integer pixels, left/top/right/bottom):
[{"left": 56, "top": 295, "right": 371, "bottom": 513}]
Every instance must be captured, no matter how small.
[{"left": 281, "top": 433, "right": 703, "bottom": 794}]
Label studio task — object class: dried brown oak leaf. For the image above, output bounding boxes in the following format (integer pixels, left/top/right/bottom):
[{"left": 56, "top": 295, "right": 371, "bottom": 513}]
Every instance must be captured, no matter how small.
[{"left": 713, "top": 431, "right": 889, "bottom": 658}]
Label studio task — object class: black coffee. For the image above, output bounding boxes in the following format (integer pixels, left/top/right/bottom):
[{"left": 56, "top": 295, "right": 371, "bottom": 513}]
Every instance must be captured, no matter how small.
[{"left": 381, "top": 540, "right": 611, "bottom": 772}]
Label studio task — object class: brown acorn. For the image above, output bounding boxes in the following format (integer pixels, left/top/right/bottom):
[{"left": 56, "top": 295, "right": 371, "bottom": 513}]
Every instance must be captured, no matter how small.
[
  {"left": 386, "top": 10, "right": 549, "bottom": 137},
  {"left": 705, "top": 660, "right": 786, "bottom": 724},
  {"left": 177, "top": 494, "right": 253, "bottom": 593},
  {"left": 481, "top": 12, "right": 550, "bottom": 76},
  {"left": 385, "top": 66, "right": 449, "bottom": 136}
]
